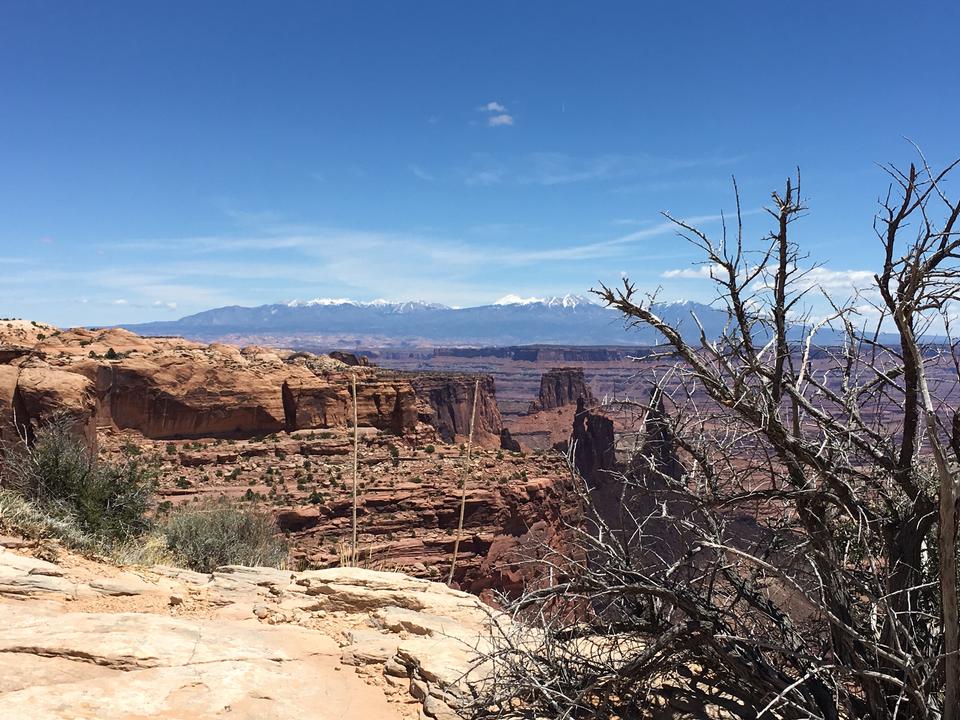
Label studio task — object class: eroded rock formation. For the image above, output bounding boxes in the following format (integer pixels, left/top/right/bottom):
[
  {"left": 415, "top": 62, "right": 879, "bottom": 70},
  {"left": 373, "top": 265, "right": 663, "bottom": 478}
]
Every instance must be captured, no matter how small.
[
  {"left": 328, "top": 350, "right": 370, "bottom": 367},
  {"left": 0, "top": 323, "right": 580, "bottom": 603},
  {"left": 529, "top": 367, "right": 595, "bottom": 412},
  {"left": 570, "top": 397, "right": 617, "bottom": 485},
  {"left": 499, "top": 427, "right": 521, "bottom": 452},
  {"left": 408, "top": 373, "right": 502, "bottom": 445},
  {"left": 0, "top": 361, "right": 97, "bottom": 444}
]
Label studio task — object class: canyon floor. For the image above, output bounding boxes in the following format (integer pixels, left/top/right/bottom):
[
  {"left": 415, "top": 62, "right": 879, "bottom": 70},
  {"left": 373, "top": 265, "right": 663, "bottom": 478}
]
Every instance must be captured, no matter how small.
[{"left": 101, "top": 427, "right": 577, "bottom": 599}]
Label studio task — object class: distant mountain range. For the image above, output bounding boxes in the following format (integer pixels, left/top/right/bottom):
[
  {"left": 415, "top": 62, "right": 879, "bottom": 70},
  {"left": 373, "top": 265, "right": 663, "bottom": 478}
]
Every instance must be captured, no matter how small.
[{"left": 123, "top": 295, "right": 732, "bottom": 347}]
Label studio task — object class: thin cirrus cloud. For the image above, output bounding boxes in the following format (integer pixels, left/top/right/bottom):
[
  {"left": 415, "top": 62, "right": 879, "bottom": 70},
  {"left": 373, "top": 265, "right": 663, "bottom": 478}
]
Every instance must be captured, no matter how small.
[
  {"left": 478, "top": 100, "right": 514, "bottom": 127},
  {"left": 97, "top": 213, "right": 711, "bottom": 295},
  {"left": 409, "top": 164, "right": 435, "bottom": 181},
  {"left": 662, "top": 264, "right": 723, "bottom": 279},
  {"left": 463, "top": 151, "right": 743, "bottom": 187},
  {"left": 10, "top": 204, "right": 751, "bottom": 327},
  {"left": 661, "top": 264, "right": 878, "bottom": 304},
  {"left": 11, "top": 208, "right": 739, "bottom": 325}
]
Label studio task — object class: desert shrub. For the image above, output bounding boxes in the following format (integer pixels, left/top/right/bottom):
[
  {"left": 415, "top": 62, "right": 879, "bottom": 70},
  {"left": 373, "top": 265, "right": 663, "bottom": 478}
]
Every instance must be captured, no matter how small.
[
  {"left": 0, "top": 488, "right": 99, "bottom": 552},
  {"left": 160, "top": 498, "right": 287, "bottom": 573},
  {"left": 387, "top": 443, "right": 400, "bottom": 467},
  {"left": 1, "top": 418, "right": 155, "bottom": 542}
]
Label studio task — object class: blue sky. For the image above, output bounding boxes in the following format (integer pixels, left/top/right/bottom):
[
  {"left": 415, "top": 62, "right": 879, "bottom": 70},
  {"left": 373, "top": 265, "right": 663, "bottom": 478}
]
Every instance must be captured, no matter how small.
[{"left": 2, "top": 1, "right": 959, "bottom": 326}]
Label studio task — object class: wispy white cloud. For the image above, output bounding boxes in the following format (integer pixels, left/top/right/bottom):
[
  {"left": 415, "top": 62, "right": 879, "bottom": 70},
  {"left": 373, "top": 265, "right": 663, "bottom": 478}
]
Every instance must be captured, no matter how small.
[
  {"left": 663, "top": 262, "right": 873, "bottom": 289},
  {"left": 611, "top": 218, "right": 655, "bottom": 227},
  {"left": 464, "top": 169, "right": 504, "bottom": 186},
  {"left": 11, "top": 204, "right": 744, "bottom": 326},
  {"left": 798, "top": 267, "right": 875, "bottom": 291},
  {"left": 478, "top": 101, "right": 514, "bottom": 127},
  {"left": 614, "top": 176, "right": 732, "bottom": 195},
  {"left": 409, "top": 164, "right": 435, "bottom": 181},
  {"left": 463, "top": 151, "right": 743, "bottom": 187},
  {"left": 662, "top": 264, "right": 723, "bottom": 279},
  {"left": 487, "top": 114, "right": 514, "bottom": 127},
  {"left": 504, "top": 215, "right": 728, "bottom": 263}
]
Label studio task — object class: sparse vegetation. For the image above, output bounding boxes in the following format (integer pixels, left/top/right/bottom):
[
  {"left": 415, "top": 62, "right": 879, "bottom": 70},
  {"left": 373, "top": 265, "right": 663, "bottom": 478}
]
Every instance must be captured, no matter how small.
[
  {"left": 0, "top": 418, "right": 288, "bottom": 575},
  {"left": 0, "top": 418, "right": 155, "bottom": 543},
  {"left": 160, "top": 498, "right": 287, "bottom": 573}
]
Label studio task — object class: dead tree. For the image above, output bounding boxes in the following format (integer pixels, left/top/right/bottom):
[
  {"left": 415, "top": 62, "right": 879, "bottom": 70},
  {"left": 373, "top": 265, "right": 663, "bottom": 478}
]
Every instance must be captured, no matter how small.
[{"left": 467, "top": 156, "right": 960, "bottom": 720}]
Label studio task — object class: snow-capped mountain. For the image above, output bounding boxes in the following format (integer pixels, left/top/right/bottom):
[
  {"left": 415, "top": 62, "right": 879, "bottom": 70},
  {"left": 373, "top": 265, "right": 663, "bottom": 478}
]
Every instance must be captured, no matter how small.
[
  {"left": 493, "top": 294, "right": 598, "bottom": 309},
  {"left": 284, "top": 298, "right": 450, "bottom": 312},
  {"left": 123, "top": 295, "right": 731, "bottom": 346}
]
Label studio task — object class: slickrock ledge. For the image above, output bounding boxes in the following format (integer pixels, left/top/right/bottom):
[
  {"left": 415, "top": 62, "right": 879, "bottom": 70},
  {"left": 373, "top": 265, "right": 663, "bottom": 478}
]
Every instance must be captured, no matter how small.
[{"left": 0, "top": 544, "right": 495, "bottom": 719}]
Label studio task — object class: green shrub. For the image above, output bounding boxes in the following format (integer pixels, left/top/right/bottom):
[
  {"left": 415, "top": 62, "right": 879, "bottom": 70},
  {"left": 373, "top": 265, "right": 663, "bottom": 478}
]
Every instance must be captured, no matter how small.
[
  {"left": 1, "top": 418, "right": 155, "bottom": 542},
  {"left": 160, "top": 499, "right": 287, "bottom": 573},
  {"left": 387, "top": 444, "right": 400, "bottom": 468}
]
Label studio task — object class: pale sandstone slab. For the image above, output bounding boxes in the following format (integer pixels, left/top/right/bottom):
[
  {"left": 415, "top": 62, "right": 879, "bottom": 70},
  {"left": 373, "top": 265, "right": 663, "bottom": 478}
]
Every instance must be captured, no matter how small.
[
  {"left": 0, "top": 552, "right": 498, "bottom": 719},
  {"left": 0, "top": 657, "right": 403, "bottom": 720}
]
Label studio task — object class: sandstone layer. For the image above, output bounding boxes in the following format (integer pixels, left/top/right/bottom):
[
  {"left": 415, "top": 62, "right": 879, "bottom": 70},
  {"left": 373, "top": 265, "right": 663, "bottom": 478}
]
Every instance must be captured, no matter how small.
[
  {"left": 409, "top": 373, "right": 502, "bottom": 445},
  {"left": 0, "top": 326, "right": 495, "bottom": 446},
  {"left": 0, "top": 542, "right": 495, "bottom": 719}
]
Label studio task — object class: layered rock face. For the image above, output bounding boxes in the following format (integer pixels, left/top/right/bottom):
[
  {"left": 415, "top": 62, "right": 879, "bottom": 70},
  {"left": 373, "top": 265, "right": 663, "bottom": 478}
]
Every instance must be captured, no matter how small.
[
  {"left": 0, "top": 359, "right": 97, "bottom": 444},
  {"left": 283, "top": 462, "right": 578, "bottom": 600},
  {"left": 0, "top": 326, "right": 489, "bottom": 444},
  {"left": 282, "top": 372, "right": 418, "bottom": 437},
  {"left": 408, "top": 373, "right": 502, "bottom": 444},
  {"left": 0, "top": 543, "right": 497, "bottom": 719},
  {"left": 530, "top": 367, "right": 595, "bottom": 412}
]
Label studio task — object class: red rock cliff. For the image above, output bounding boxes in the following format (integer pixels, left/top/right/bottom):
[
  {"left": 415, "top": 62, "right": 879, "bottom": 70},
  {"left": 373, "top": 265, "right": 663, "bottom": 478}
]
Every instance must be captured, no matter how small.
[
  {"left": 0, "top": 326, "right": 496, "bottom": 445},
  {"left": 408, "top": 373, "right": 502, "bottom": 445},
  {"left": 530, "top": 367, "right": 595, "bottom": 412}
]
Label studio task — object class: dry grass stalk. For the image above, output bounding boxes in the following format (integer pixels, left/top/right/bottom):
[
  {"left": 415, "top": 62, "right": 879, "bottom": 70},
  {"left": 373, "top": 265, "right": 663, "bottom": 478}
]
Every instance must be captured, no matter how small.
[
  {"left": 351, "top": 372, "right": 359, "bottom": 567},
  {"left": 449, "top": 378, "right": 480, "bottom": 585}
]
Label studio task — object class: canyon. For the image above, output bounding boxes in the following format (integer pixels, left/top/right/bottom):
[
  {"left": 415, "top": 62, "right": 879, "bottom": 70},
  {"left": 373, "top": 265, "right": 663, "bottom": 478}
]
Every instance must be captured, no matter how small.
[
  {"left": 0, "top": 320, "right": 630, "bottom": 719},
  {"left": 0, "top": 320, "right": 612, "bottom": 597}
]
